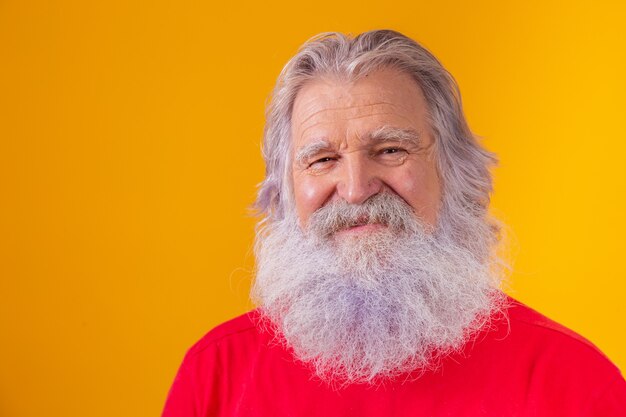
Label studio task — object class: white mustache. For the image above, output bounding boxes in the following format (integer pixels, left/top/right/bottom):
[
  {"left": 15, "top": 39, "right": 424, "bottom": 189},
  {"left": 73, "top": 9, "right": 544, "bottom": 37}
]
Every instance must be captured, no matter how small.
[{"left": 307, "top": 192, "right": 422, "bottom": 238}]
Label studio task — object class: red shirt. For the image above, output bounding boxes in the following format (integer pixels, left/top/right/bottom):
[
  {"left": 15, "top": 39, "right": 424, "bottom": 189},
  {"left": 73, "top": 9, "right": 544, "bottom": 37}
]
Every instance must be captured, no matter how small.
[{"left": 162, "top": 298, "right": 626, "bottom": 416}]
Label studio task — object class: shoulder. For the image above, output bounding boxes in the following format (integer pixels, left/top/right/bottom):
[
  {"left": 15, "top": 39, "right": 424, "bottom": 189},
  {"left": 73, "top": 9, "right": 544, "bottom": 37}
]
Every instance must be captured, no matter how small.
[
  {"left": 501, "top": 296, "right": 623, "bottom": 383},
  {"left": 493, "top": 297, "right": 626, "bottom": 413},
  {"left": 506, "top": 297, "right": 608, "bottom": 356},
  {"left": 162, "top": 311, "right": 267, "bottom": 416},
  {"left": 172, "top": 310, "right": 271, "bottom": 386},
  {"left": 178, "top": 309, "right": 270, "bottom": 372},
  {"left": 185, "top": 310, "right": 261, "bottom": 358}
]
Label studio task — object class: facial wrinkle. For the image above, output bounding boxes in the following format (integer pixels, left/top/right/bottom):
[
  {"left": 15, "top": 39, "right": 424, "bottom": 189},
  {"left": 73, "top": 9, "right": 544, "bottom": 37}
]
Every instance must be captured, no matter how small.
[
  {"left": 298, "top": 112, "right": 418, "bottom": 143},
  {"left": 295, "top": 101, "right": 407, "bottom": 132}
]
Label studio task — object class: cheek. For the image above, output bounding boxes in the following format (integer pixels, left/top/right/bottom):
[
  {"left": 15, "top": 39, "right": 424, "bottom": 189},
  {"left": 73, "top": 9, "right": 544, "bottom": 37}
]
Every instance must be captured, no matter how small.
[
  {"left": 388, "top": 164, "right": 441, "bottom": 224},
  {"left": 293, "top": 175, "right": 335, "bottom": 223}
]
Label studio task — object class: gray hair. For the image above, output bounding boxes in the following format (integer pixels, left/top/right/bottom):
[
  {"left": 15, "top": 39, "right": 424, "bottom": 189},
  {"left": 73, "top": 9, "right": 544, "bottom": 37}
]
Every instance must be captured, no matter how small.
[{"left": 255, "top": 30, "right": 497, "bottom": 235}]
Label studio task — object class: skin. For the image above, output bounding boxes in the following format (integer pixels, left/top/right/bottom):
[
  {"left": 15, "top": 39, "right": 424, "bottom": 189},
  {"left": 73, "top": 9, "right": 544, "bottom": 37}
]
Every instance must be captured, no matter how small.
[{"left": 291, "top": 67, "right": 442, "bottom": 232}]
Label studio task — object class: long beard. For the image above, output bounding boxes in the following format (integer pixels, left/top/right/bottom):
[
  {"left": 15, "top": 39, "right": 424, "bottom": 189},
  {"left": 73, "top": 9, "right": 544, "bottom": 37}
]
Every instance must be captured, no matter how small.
[{"left": 251, "top": 193, "right": 505, "bottom": 386}]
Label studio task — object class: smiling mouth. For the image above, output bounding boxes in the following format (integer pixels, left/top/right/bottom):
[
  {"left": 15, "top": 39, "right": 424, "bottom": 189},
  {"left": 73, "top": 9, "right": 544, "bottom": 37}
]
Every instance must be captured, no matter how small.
[
  {"left": 338, "top": 215, "right": 387, "bottom": 234},
  {"left": 342, "top": 223, "right": 386, "bottom": 233}
]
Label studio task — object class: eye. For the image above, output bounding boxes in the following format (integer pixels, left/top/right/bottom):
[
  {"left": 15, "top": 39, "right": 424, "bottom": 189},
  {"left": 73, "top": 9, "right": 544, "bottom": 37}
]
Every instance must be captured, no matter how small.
[
  {"left": 375, "top": 146, "right": 409, "bottom": 165},
  {"left": 307, "top": 156, "right": 337, "bottom": 171},
  {"left": 381, "top": 147, "right": 403, "bottom": 154},
  {"left": 314, "top": 157, "right": 334, "bottom": 164},
  {"left": 378, "top": 147, "right": 408, "bottom": 157}
]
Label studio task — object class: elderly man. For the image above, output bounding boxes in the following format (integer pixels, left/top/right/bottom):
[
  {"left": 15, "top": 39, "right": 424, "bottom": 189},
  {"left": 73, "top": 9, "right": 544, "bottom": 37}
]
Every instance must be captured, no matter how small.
[{"left": 162, "top": 30, "right": 625, "bottom": 416}]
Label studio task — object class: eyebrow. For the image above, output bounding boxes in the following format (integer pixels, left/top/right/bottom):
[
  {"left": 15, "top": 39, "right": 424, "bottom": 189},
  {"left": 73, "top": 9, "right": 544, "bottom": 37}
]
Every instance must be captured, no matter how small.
[
  {"left": 367, "top": 126, "right": 422, "bottom": 145},
  {"left": 293, "top": 126, "right": 422, "bottom": 166},
  {"left": 294, "top": 139, "right": 332, "bottom": 166}
]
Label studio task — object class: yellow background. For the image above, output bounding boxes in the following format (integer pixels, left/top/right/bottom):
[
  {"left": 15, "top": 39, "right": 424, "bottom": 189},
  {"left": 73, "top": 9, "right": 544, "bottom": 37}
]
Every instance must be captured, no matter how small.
[{"left": 1, "top": 1, "right": 624, "bottom": 416}]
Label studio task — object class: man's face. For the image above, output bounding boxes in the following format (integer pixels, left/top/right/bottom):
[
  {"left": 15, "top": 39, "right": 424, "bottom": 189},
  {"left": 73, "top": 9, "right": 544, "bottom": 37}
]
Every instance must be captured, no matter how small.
[
  {"left": 255, "top": 67, "right": 501, "bottom": 386},
  {"left": 291, "top": 68, "right": 442, "bottom": 232}
]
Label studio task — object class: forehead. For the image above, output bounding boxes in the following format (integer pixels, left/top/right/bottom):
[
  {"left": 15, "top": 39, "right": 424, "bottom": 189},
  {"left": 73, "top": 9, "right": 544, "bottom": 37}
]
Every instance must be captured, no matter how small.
[{"left": 291, "top": 68, "right": 429, "bottom": 146}]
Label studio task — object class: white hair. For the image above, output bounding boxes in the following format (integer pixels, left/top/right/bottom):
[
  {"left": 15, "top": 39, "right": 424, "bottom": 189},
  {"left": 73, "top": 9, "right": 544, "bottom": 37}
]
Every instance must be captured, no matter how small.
[
  {"left": 250, "top": 29, "right": 507, "bottom": 386},
  {"left": 252, "top": 192, "right": 505, "bottom": 385},
  {"left": 254, "top": 30, "right": 498, "bottom": 254}
]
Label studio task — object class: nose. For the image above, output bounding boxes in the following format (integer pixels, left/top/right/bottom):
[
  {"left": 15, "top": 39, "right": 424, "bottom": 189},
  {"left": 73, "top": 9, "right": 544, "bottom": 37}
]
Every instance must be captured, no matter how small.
[{"left": 336, "top": 154, "right": 383, "bottom": 204}]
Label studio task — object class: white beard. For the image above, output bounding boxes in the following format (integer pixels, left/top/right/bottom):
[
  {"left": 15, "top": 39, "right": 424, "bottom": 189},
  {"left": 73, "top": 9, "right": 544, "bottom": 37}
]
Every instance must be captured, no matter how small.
[{"left": 251, "top": 193, "right": 505, "bottom": 385}]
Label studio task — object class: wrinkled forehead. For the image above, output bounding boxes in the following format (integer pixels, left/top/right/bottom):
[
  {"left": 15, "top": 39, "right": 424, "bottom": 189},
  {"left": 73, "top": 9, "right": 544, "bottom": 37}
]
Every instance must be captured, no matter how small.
[
  {"left": 294, "top": 97, "right": 416, "bottom": 140},
  {"left": 290, "top": 70, "right": 430, "bottom": 150},
  {"left": 292, "top": 71, "right": 426, "bottom": 121}
]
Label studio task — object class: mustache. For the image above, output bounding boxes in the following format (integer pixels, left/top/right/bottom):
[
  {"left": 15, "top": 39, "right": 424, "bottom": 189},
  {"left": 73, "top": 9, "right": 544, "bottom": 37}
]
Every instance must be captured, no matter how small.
[{"left": 307, "top": 192, "right": 423, "bottom": 237}]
